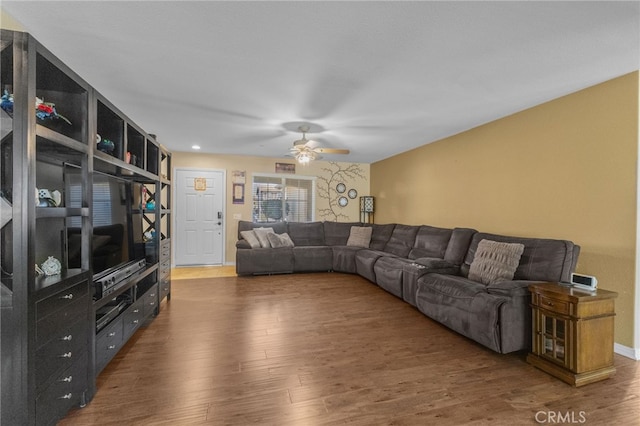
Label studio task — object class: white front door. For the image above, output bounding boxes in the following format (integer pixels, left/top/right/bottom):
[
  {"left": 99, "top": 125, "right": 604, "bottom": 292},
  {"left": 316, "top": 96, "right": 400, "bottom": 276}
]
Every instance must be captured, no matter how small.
[{"left": 174, "top": 169, "right": 225, "bottom": 266}]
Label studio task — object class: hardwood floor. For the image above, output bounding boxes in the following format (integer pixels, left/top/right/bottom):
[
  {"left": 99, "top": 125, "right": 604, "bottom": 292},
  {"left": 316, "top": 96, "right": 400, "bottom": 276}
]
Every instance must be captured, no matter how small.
[{"left": 61, "top": 273, "right": 640, "bottom": 425}]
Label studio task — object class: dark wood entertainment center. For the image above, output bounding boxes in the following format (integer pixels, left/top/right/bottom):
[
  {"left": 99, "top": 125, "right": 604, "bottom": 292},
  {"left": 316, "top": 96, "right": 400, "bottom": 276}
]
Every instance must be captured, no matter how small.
[{"left": 0, "top": 30, "right": 172, "bottom": 425}]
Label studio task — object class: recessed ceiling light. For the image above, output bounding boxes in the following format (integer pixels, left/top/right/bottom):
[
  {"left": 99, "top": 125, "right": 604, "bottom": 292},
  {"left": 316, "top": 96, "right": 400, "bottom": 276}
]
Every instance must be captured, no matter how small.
[{"left": 192, "top": 145, "right": 201, "bottom": 150}]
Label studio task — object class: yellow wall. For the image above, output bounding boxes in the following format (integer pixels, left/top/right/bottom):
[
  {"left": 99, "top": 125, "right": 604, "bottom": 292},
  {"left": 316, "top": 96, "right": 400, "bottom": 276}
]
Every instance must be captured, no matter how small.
[
  {"left": 372, "top": 72, "right": 639, "bottom": 348},
  {"left": 172, "top": 153, "right": 370, "bottom": 264},
  {"left": 0, "top": 8, "right": 25, "bottom": 31}
]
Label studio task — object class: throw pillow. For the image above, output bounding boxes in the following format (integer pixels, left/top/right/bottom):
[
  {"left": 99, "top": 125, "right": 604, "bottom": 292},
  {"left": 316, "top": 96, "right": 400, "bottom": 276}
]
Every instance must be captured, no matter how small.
[
  {"left": 253, "top": 227, "right": 275, "bottom": 248},
  {"left": 346, "top": 226, "right": 373, "bottom": 248},
  {"left": 267, "top": 232, "right": 295, "bottom": 248},
  {"left": 468, "top": 239, "right": 525, "bottom": 285},
  {"left": 240, "top": 230, "right": 261, "bottom": 249}
]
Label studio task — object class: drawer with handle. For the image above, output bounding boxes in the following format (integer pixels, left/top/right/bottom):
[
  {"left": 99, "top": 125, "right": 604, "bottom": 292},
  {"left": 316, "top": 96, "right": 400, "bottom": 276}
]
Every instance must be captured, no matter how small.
[
  {"left": 36, "top": 282, "right": 88, "bottom": 321},
  {"left": 36, "top": 356, "right": 87, "bottom": 426},
  {"left": 539, "top": 295, "right": 570, "bottom": 315},
  {"left": 36, "top": 319, "right": 87, "bottom": 390}
]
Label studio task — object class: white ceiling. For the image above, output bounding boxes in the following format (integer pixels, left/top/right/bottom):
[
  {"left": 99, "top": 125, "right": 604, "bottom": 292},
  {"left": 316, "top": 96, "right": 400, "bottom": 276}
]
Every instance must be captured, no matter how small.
[{"left": 3, "top": 1, "right": 639, "bottom": 164}]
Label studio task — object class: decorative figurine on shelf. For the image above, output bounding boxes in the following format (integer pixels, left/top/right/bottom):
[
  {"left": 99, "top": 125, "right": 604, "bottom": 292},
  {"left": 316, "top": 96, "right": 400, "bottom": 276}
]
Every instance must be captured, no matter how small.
[
  {"left": 96, "top": 134, "right": 115, "bottom": 155},
  {"left": 36, "top": 188, "right": 62, "bottom": 207},
  {"left": 35, "top": 96, "right": 72, "bottom": 125},
  {"left": 143, "top": 228, "right": 156, "bottom": 242},
  {"left": 0, "top": 90, "right": 13, "bottom": 115},
  {"left": 145, "top": 199, "right": 156, "bottom": 211},
  {"left": 36, "top": 256, "right": 62, "bottom": 276}
]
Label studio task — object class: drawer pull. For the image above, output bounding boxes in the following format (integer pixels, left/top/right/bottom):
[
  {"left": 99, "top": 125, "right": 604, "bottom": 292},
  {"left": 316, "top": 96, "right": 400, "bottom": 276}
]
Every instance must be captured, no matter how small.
[
  {"left": 149, "top": 302, "right": 155, "bottom": 306},
  {"left": 108, "top": 332, "right": 117, "bottom": 337},
  {"left": 58, "top": 393, "right": 73, "bottom": 400},
  {"left": 58, "top": 352, "right": 72, "bottom": 358},
  {"left": 150, "top": 293, "right": 155, "bottom": 297},
  {"left": 108, "top": 345, "right": 116, "bottom": 350},
  {"left": 133, "top": 309, "right": 140, "bottom": 313},
  {"left": 133, "top": 320, "right": 139, "bottom": 324},
  {"left": 58, "top": 375, "right": 73, "bottom": 383},
  {"left": 60, "top": 335, "right": 73, "bottom": 341},
  {"left": 163, "top": 287, "right": 169, "bottom": 291},
  {"left": 59, "top": 293, "right": 74, "bottom": 300},
  {"left": 546, "top": 301, "right": 554, "bottom": 307}
]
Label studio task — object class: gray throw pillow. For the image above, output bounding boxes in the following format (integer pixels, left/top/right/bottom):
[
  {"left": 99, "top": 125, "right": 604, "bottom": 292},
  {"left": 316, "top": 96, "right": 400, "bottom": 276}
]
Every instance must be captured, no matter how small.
[
  {"left": 253, "top": 227, "right": 275, "bottom": 248},
  {"left": 468, "top": 239, "right": 525, "bottom": 285},
  {"left": 267, "top": 232, "right": 295, "bottom": 248},
  {"left": 240, "top": 230, "right": 261, "bottom": 249},
  {"left": 347, "top": 226, "right": 372, "bottom": 248}
]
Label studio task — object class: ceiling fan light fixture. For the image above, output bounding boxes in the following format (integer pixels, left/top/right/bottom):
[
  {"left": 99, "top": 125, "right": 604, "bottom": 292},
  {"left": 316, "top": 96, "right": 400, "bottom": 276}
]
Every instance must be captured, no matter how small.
[{"left": 297, "top": 152, "right": 311, "bottom": 164}]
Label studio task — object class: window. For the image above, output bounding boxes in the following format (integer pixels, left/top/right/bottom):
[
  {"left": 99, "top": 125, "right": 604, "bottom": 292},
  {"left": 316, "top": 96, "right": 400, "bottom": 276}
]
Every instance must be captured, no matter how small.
[{"left": 252, "top": 174, "right": 315, "bottom": 223}]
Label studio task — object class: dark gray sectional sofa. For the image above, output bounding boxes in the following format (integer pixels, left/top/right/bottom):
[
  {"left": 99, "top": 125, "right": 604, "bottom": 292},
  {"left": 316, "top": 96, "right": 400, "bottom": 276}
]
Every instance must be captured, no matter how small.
[{"left": 235, "top": 220, "right": 580, "bottom": 354}]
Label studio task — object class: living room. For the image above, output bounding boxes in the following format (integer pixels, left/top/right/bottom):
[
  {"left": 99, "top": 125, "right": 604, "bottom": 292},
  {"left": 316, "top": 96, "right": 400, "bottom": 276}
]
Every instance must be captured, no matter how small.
[{"left": 1, "top": 1, "right": 639, "bottom": 424}]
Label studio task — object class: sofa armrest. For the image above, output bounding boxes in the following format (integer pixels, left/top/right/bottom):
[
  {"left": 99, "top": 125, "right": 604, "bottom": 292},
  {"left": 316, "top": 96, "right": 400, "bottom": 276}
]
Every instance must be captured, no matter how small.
[
  {"left": 486, "top": 280, "right": 549, "bottom": 297},
  {"left": 236, "top": 240, "right": 252, "bottom": 249}
]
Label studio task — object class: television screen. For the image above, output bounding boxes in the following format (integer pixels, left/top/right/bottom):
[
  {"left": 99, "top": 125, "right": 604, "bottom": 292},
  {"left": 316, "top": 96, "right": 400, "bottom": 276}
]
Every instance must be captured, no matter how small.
[{"left": 64, "top": 167, "right": 145, "bottom": 275}]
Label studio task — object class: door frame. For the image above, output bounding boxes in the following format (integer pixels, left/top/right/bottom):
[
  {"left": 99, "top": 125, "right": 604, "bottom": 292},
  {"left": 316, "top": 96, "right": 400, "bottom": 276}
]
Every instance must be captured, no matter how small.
[{"left": 172, "top": 167, "right": 227, "bottom": 267}]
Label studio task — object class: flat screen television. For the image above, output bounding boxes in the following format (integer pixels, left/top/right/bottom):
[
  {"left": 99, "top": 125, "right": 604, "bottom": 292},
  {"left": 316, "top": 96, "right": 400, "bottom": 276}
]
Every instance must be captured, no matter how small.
[{"left": 64, "top": 166, "right": 145, "bottom": 276}]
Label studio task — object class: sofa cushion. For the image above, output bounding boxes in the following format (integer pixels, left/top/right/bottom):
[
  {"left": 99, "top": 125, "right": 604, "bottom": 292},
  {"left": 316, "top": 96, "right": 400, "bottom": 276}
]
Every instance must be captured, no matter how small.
[
  {"left": 347, "top": 226, "right": 372, "bottom": 248},
  {"left": 368, "top": 224, "right": 396, "bottom": 251},
  {"left": 240, "top": 230, "right": 261, "bottom": 248},
  {"left": 235, "top": 247, "right": 294, "bottom": 275},
  {"left": 468, "top": 239, "right": 524, "bottom": 285},
  {"left": 293, "top": 246, "right": 333, "bottom": 272},
  {"left": 267, "top": 232, "right": 295, "bottom": 248},
  {"left": 288, "top": 222, "right": 325, "bottom": 246},
  {"left": 384, "top": 224, "right": 420, "bottom": 257},
  {"left": 237, "top": 220, "right": 286, "bottom": 239},
  {"left": 254, "top": 227, "right": 275, "bottom": 248},
  {"left": 461, "top": 232, "right": 579, "bottom": 282},
  {"left": 355, "top": 249, "right": 396, "bottom": 283},
  {"left": 444, "top": 228, "right": 477, "bottom": 264},
  {"left": 324, "top": 221, "right": 361, "bottom": 246},
  {"left": 332, "top": 246, "right": 363, "bottom": 273},
  {"left": 408, "top": 225, "right": 452, "bottom": 260}
]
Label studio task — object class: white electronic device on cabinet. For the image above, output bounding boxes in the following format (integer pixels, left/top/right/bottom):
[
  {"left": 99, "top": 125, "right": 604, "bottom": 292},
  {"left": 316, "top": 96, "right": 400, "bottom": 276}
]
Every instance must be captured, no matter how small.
[{"left": 571, "top": 273, "right": 598, "bottom": 291}]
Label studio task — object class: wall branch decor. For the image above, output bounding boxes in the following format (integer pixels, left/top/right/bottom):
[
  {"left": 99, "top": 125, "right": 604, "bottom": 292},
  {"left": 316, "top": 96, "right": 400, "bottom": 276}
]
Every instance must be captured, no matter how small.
[{"left": 317, "top": 162, "right": 366, "bottom": 221}]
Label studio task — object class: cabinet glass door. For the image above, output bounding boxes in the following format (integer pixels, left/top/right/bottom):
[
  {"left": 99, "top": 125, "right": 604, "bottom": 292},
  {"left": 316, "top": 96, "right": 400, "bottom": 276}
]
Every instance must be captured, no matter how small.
[{"left": 542, "top": 314, "right": 566, "bottom": 363}]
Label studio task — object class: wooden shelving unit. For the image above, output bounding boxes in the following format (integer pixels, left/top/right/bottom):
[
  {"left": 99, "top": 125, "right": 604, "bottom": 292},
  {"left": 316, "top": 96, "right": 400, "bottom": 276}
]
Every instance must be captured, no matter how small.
[{"left": 0, "top": 29, "right": 171, "bottom": 425}]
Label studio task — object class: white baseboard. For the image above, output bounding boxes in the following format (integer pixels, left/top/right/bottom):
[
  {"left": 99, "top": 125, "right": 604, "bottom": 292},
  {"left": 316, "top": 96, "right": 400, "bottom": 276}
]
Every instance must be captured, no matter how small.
[
  {"left": 614, "top": 343, "right": 640, "bottom": 360},
  {"left": 225, "top": 261, "right": 236, "bottom": 266}
]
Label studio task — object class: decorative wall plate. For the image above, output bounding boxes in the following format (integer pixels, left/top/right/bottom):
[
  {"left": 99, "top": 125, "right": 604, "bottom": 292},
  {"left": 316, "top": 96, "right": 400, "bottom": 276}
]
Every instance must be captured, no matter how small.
[
  {"left": 348, "top": 188, "right": 358, "bottom": 199},
  {"left": 336, "top": 183, "right": 346, "bottom": 193},
  {"left": 338, "top": 196, "right": 348, "bottom": 207}
]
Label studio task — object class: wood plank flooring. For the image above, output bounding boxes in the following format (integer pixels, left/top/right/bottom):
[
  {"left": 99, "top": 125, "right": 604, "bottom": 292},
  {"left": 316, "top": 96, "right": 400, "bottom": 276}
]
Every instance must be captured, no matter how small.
[{"left": 60, "top": 273, "right": 640, "bottom": 425}]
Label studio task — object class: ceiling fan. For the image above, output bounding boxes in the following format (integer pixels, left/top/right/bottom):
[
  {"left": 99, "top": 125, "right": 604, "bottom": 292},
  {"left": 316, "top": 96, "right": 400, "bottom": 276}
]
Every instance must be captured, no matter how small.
[{"left": 289, "top": 125, "right": 350, "bottom": 164}]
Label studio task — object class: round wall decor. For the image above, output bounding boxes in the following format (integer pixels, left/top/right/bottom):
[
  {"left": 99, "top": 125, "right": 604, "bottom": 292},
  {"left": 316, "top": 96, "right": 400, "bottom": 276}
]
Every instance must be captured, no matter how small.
[
  {"left": 338, "top": 196, "right": 348, "bottom": 207},
  {"left": 348, "top": 188, "right": 358, "bottom": 199},
  {"left": 336, "top": 183, "right": 346, "bottom": 193}
]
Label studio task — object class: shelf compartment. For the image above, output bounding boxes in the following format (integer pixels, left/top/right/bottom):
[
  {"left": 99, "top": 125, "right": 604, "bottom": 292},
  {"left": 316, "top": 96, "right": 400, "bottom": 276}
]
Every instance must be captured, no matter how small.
[
  {"left": 146, "top": 138, "right": 159, "bottom": 176},
  {"left": 97, "top": 101, "right": 125, "bottom": 161},
  {"left": 125, "top": 125, "right": 144, "bottom": 169},
  {"left": 36, "top": 53, "right": 88, "bottom": 143}
]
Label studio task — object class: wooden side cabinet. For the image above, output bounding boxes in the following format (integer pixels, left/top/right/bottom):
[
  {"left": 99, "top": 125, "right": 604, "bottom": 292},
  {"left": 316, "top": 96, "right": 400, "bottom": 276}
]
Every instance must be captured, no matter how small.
[{"left": 526, "top": 283, "right": 617, "bottom": 387}]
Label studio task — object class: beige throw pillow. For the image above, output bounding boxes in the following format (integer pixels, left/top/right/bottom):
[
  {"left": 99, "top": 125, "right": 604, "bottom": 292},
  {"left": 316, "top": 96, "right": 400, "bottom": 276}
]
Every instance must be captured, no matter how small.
[
  {"left": 468, "top": 239, "right": 525, "bottom": 285},
  {"left": 267, "top": 232, "right": 295, "bottom": 248},
  {"left": 253, "top": 227, "right": 275, "bottom": 248},
  {"left": 347, "top": 226, "right": 372, "bottom": 248},
  {"left": 240, "top": 230, "right": 261, "bottom": 249}
]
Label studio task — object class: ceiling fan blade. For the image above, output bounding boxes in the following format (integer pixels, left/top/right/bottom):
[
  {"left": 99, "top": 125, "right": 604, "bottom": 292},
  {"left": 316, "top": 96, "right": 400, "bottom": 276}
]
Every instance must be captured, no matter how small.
[{"left": 314, "top": 148, "right": 350, "bottom": 155}]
